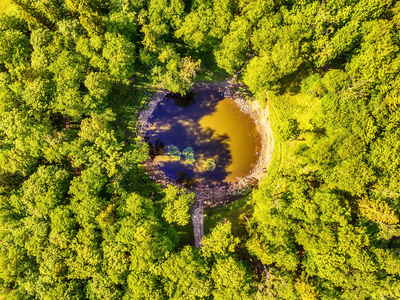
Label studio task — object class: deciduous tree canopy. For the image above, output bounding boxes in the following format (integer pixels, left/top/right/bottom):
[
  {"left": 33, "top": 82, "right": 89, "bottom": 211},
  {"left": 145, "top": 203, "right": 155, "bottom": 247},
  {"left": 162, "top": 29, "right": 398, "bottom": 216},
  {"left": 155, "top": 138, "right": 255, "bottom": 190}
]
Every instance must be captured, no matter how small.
[{"left": 0, "top": 0, "right": 399, "bottom": 299}]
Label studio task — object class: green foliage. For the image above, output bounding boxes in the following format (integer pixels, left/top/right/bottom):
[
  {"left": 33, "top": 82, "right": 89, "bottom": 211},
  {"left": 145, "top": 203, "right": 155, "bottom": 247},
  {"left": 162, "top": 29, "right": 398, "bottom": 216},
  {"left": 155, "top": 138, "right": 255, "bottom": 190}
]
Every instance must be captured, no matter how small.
[
  {"left": 320, "top": 69, "right": 351, "bottom": 94},
  {"left": 201, "top": 220, "right": 239, "bottom": 259},
  {"left": 358, "top": 197, "right": 399, "bottom": 225},
  {"left": 84, "top": 71, "right": 112, "bottom": 101},
  {"left": 255, "top": 270, "right": 299, "bottom": 300},
  {"left": 202, "top": 158, "right": 216, "bottom": 171},
  {"left": 0, "top": 0, "right": 14, "bottom": 13},
  {"left": 166, "top": 144, "right": 181, "bottom": 161},
  {"left": 21, "top": 165, "right": 70, "bottom": 218},
  {"left": 249, "top": 8, "right": 400, "bottom": 288},
  {"left": 214, "top": 16, "right": 251, "bottom": 74},
  {"left": 211, "top": 256, "right": 253, "bottom": 300},
  {"left": 175, "top": 0, "right": 235, "bottom": 51},
  {"left": 182, "top": 146, "right": 195, "bottom": 164},
  {"left": 162, "top": 185, "right": 194, "bottom": 226},
  {"left": 300, "top": 74, "right": 324, "bottom": 97},
  {"left": 102, "top": 32, "right": 135, "bottom": 80},
  {"left": 277, "top": 118, "right": 300, "bottom": 141},
  {"left": 294, "top": 273, "right": 318, "bottom": 300},
  {"left": 0, "top": 29, "right": 31, "bottom": 68},
  {"left": 158, "top": 246, "right": 212, "bottom": 299},
  {"left": 151, "top": 46, "right": 201, "bottom": 94},
  {"left": 243, "top": 55, "right": 278, "bottom": 100},
  {"left": 0, "top": 0, "right": 400, "bottom": 298}
]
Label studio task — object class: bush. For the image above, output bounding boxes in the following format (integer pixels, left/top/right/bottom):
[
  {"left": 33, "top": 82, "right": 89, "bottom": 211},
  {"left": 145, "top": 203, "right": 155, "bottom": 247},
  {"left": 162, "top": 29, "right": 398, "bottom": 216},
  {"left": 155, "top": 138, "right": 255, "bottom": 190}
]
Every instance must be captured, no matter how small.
[
  {"left": 167, "top": 145, "right": 181, "bottom": 161},
  {"left": 182, "top": 146, "right": 195, "bottom": 164}
]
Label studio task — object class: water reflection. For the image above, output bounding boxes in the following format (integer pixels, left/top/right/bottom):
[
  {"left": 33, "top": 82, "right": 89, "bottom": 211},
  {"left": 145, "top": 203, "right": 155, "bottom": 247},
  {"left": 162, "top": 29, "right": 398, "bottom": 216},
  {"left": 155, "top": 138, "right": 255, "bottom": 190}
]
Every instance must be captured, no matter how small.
[{"left": 144, "top": 89, "right": 261, "bottom": 186}]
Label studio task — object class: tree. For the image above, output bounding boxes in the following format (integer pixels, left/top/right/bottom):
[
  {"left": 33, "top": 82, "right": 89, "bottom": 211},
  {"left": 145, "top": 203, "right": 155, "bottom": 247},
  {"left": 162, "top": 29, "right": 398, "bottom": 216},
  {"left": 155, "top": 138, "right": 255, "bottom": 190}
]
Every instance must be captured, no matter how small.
[
  {"left": 68, "top": 115, "right": 149, "bottom": 178},
  {"left": 0, "top": 29, "right": 31, "bottom": 69},
  {"left": 151, "top": 46, "right": 200, "bottom": 94},
  {"left": 320, "top": 69, "right": 351, "bottom": 94},
  {"left": 102, "top": 32, "right": 136, "bottom": 80},
  {"left": 175, "top": 1, "right": 218, "bottom": 50},
  {"left": 300, "top": 74, "right": 325, "bottom": 97},
  {"left": 243, "top": 55, "right": 279, "bottom": 100},
  {"left": 182, "top": 146, "right": 195, "bottom": 164},
  {"left": 247, "top": 187, "right": 300, "bottom": 271},
  {"left": 75, "top": 35, "right": 108, "bottom": 71},
  {"left": 20, "top": 165, "right": 70, "bottom": 218},
  {"left": 278, "top": 118, "right": 300, "bottom": 141},
  {"left": 158, "top": 246, "right": 212, "bottom": 299},
  {"left": 358, "top": 197, "right": 399, "bottom": 225},
  {"left": 48, "top": 50, "right": 88, "bottom": 116},
  {"left": 162, "top": 185, "right": 194, "bottom": 226},
  {"left": 214, "top": 16, "right": 251, "bottom": 75},
  {"left": 201, "top": 221, "right": 239, "bottom": 259},
  {"left": 373, "top": 248, "right": 400, "bottom": 275},
  {"left": 69, "top": 165, "right": 107, "bottom": 226},
  {"left": 294, "top": 273, "right": 318, "bottom": 300},
  {"left": 84, "top": 71, "right": 112, "bottom": 109},
  {"left": 255, "top": 270, "right": 300, "bottom": 300},
  {"left": 1, "top": 0, "right": 400, "bottom": 298},
  {"left": 12, "top": 0, "right": 56, "bottom": 30},
  {"left": 202, "top": 158, "right": 216, "bottom": 172},
  {"left": 166, "top": 144, "right": 181, "bottom": 161},
  {"left": 49, "top": 206, "right": 77, "bottom": 249},
  {"left": 211, "top": 257, "right": 253, "bottom": 300},
  {"left": 65, "top": 0, "right": 106, "bottom": 36}
]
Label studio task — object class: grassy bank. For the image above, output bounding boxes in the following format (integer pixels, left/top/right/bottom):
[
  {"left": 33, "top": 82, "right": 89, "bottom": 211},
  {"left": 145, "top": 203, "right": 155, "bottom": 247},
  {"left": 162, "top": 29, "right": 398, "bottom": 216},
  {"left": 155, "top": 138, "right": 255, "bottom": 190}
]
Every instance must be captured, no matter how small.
[
  {"left": 259, "top": 100, "right": 282, "bottom": 189},
  {"left": 204, "top": 196, "right": 252, "bottom": 239},
  {"left": 264, "top": 90, "right": 319, "bottom": 183}
]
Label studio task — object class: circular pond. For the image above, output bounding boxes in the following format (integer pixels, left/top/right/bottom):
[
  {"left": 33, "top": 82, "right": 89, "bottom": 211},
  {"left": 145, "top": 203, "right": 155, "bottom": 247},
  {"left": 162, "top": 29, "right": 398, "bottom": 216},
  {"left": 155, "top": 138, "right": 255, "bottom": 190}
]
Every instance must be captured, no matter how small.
[{"left": 144, "top": 88, "right": 262, "bottom": 187}]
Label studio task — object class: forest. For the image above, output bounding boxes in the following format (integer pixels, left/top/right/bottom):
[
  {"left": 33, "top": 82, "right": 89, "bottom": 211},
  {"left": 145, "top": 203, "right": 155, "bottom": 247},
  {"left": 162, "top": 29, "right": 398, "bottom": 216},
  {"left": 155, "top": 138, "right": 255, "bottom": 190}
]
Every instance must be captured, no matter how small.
[{"left": 0, "top": 0, "right": 399, "bottom": 299}]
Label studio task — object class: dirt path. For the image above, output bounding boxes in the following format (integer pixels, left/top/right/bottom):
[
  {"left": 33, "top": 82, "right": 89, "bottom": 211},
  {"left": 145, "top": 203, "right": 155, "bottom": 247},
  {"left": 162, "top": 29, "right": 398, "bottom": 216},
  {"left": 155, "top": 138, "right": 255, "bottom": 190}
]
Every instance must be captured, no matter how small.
[{"left": 191, "top": 202, "right": 204, "bottom": 248}]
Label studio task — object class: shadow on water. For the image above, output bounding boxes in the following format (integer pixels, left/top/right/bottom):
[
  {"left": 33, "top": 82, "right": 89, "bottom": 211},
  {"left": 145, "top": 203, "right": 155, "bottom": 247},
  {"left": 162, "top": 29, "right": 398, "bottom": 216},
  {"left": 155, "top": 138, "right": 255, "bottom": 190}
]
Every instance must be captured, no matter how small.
[
  {"left": 144, "top": 88, "right": 258, "bottom": 187},
  {"left": 170, "top": 92, "right": 196, "bottom": 108}
]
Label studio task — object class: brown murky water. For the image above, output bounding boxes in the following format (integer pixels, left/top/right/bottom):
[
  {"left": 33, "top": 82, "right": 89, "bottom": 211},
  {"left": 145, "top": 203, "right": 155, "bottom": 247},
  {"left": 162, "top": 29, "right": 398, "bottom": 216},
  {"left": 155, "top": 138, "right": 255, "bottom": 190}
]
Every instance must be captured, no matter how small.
[{"left": 144, "top": 89, "right": 261, "bottom": 186}]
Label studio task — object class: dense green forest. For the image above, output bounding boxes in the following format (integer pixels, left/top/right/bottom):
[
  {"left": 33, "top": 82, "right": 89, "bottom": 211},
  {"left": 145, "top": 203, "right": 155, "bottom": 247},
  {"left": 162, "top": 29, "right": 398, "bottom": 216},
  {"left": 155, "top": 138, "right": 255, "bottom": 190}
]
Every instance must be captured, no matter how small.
[{"left": 0, "top": 0, "right": 400, "bottom": 299}]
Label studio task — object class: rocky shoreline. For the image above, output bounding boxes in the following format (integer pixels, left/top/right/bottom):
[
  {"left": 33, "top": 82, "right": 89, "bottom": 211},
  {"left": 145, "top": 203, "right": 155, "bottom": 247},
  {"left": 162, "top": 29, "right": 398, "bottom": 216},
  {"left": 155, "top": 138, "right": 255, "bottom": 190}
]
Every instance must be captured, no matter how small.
[{"left": 136, "top": 79, "right": 274, "bottom": 208}]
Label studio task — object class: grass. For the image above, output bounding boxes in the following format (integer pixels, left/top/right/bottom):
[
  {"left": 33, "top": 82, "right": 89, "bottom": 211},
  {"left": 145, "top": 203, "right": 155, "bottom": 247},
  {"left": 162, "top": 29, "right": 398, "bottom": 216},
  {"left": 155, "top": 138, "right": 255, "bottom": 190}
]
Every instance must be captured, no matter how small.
[
  {"left": 176, "top": 222, "right": 194, "bottom": 248},
  {"left": 0, "top": 0, "right": 14, "bottom": 13},
  {"left": 264, "top": 90, "right": 319, "bottom": 182},
  {"left": 259, "top": 101, "right": 283, "bottom": 189},
  {"left": 195, "top": 67, "right": 229, "bottom": 83},
  {"left": 193, "top": 50, "right": 230, "bottom": 83},
  {"left": 204, "top": 196, "right": 252, "bottom": 240}
]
